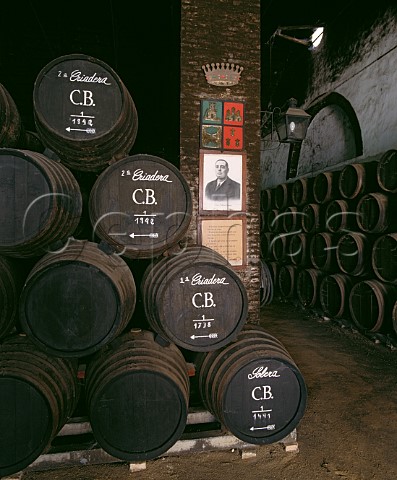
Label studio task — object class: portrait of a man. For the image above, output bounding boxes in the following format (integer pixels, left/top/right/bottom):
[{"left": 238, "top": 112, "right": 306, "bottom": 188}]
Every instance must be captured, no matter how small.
[{"left": 201, "top": 153, "right": 245, "bottom": 212}]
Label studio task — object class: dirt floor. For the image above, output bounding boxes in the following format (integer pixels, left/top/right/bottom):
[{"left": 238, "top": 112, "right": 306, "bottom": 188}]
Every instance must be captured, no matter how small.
[{"left": 22, "top": 299, "right": 397, "bottom": 480}]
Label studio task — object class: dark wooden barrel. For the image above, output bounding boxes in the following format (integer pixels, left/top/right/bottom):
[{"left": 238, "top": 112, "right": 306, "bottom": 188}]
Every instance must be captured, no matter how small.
[
  {"left": 268, "top": 262, "right": 279, "bottom": 293},
  {"left": 301, "top": 203, "right": 323, "bottom": 233},
  {"left": 392, "top": 301, "right": 397, "bottom": 337},
  {"left": 274, "top": 183, "right": 291, "bottom": 210},
  {"left": 325, "top": 199, "right": 358, "bottom": 233},
  {"left": 349, "top": 279, "right": 396, "bottom": 333},
  {"left": 260, "top": 188, "right": 273, "bottom": 211},
  {"left": 0, "top": 148, "right": 82, "bottom": 258},
  {"left": 336, "top": 232, "right": 372, "bottom": 277},
  {"left": 376, "top": 150, "right": 397, "bottom": 194},
  {"left": 309, "top": 232, "right": 338, "bottom": 272},
  {"left": 270, "top": 234, "right": 290, "bottom": 264},
  {"left": 33, "top": 53, "right": 138, "bottom": 172},
  {"left": 0, "top": 83, "right": 23, "bottom": 147},
  {"left": 356, "top": 192, "right": 397, "bottom": 234},
  {"left": 372, "top": 233, "right": 397, "bottom": 284},
  {"left": 267, "top": 209, "right": 281, "bottom": 233},
  {"left": 0, "top": 334, "right": 79, "bottom": 477},
  {"left": 85, "top": 329, "right": 189, "bottom": 461},
  {"left": 0, "top": 256, "right": 22, "bottom": 339},
  {"left": 282, "top": 206, "right": 302, "bottom": 233},
  {"left": 291, "top": 176, "right": 314, "bottom": 206},
  {"left": 89, "top": 154, "right": 192, "bottom": 259},
  {"left": 261, "top": 232, "right": 274, "bottom": 260},
  {"left": 19, "top": 239, "right": 136, "bottom": 358},
  {"left": 312, "top": 170, "right": 340, "bottom": 204},
  {"left": 319, "top": 273, "right": 354, "bottom": 319},
  {"left": 141, "top": 245, "right": 248, "bottom": 351},
  {"left": 296, "top": 268, "right": 324, "bottom": 308},
  {"left": 198, "top": 325, "right": 307, "bottom": 445},
  {"left": 278, "top": 265, "right": 297, "bottom": 298},
  {"left": 338, "top": 161, "right": 379, "bottom": 199},
  {"left": 288, "top": 233, "right": 311, "bottom": 267}
]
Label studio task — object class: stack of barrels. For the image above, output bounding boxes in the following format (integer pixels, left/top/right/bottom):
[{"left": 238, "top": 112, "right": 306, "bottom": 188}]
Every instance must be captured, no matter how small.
[
  {"left": 261, "top": 150, "right": 397, "bottom": 340},
  {"left": 0, "top": 53, "right": 307, "bottom": 476}
]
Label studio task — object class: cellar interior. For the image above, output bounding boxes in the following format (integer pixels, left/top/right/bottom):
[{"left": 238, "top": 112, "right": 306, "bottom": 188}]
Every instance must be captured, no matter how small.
[{"left": 0, "top": 1, "right": 397, "bottom": 480}]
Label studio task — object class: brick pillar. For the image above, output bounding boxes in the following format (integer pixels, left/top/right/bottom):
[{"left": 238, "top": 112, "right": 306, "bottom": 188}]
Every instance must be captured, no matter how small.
[{"left": 180, "top": 0, "right": 261, "bottom": 323}]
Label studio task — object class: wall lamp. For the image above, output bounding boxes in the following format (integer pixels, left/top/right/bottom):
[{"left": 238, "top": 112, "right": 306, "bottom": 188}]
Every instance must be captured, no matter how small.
[
  {"left": 274, "top": 25, "right": 324, "bottom": 50},
  {"left": 261, "top": 98, "right": 311, "bottom": 144}
]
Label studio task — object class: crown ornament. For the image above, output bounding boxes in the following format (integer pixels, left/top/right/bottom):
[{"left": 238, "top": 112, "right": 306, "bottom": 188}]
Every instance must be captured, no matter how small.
[{"left": 201, "top": 62, "right": 244, "bottom": 87}]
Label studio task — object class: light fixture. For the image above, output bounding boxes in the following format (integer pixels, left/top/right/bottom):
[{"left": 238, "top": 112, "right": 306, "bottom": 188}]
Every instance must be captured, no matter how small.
[
  {"left": 275, "top": 98, "right": 311, "bottom": 143},
  {"left": 274, "top": 25, "right": 324, "bottom": 50}
]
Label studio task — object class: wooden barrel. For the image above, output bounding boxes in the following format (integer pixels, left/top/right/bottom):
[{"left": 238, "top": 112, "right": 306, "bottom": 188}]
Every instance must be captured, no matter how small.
[
  {"left": 301, "top": 203, "right": 323, "bottom": 233},
  {"left": 267, "top": 209, "right": 281, "bottom": 233},
  {"left": 291, "top": 176, "right": 314, "bottom": 206},
  {"left": 319, "top": 273, "right": 354, "bottom": 319},
  {"left": 261, "top": 232, "right": 274, "bottom": 260},
  {"left": 0, "top": 83, "right": 23, "bottom": 147},
  {"left": 0, "top": 256, "right": 22, "bottom": 339},
  {"left": 19, "top": 239, "right": 136, "bottom": 358},
  {"left": 270, "top": 234, "right": 290, "bottom": 264},
  {"left": 198, "top": 325, "right": 307, "bottom": 445},
  {"left": 309, "top": 232, "right": 338, "bottom": 272},
  {"left": 372, "top": 233, "right": 397, "bottom": 284},
  {"left": 338, "top": 161, "right": 379, "bottom": 199},
  {"left": 349, "top": 279, "right": 396, "bottom": 333},
  {"left": 268, "top": 262, "right": 279, "bottom": 294},
  {"left": 288, "top": 233, "right": 311, "bottom": 267},
  {"left": 296, "top": 268, "right": 324, "bottom": 308},
  {"left": 356, "top": 192, "right": 397, "bottom": 234},
  {"left": 0, "top": 148, "right": 82, "bottom": 258},
  {"left": 33, "top": 53, "right": 138, "bottom": 172},
  {"left": 278, "top": 265, "right": 297, "bottom": 298},
  {"left": 141, "top": 246, "right": 248, "bottom": 351},
  {"left": 312, "top": 170, "right": 340, "bottom": 204},
  {"left": 376, "top": 149, "right": 397, "bottom": 193},
  {"left": 282, "top": 206, "right": 302, "bottom": 233},
  {"left": 85, "top": 329, "right": 189, "bottom": 461},
  {"left": 0, "top": 334, "right": 79, "bottom": 477},
  {"left": 325, "top": 199, "right": 358, "bottom": 233},
  {"left": 260, "top": 188, "right": 273, "bottom": 212},
  {"left": 274, "top": 183, "right": 291, "bottom": 210},
  {"left": 336, "top": 232, "right": 372, "bottom": 277},
  {"left": 392, "top": 301, "right": 397, "bottom": 337},
  {"left": 89, "top": 154, "right": 192, "bottom": 259}
]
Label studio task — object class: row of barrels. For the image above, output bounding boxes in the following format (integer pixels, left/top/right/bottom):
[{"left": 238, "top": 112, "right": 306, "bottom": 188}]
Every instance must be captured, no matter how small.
[
  {"left": 262, "top": 230, "right": 397, "bottom": 284},
  {"left": 0, "top": 326, "right": 307, "bottom": 476},
  {"left": 269, "top": 264, "right": 397, "bottom": 336},
  {"left": 260, "top": 151, "right": 397, "bottom": 339},
  {"left": 0, "top": 240, "right": 248, "bottom": 355}
]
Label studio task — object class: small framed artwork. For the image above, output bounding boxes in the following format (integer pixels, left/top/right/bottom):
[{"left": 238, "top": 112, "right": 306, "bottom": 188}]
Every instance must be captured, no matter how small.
[
  {"left": 201, "top": 99, "right": 223, "bottom": 125},
  {"left": 198, "top": 215, "right": 247, "bottom": 268},
  {"left": 223, "top": 101, "right": 244, "bottom": 126},
  {"left": 201, "top": 124, "right": 222, "bottom": 149},
  {"left": 223, "top": 126, "right": 244, "bottom": 150},
  {"left": 199, "top": 150, "right": 246, "bottom": 213}
]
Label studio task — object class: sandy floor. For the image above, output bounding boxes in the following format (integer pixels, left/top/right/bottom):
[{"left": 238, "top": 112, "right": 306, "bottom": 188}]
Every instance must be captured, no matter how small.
[{"left": 22, "top": 300, "right": 397, "bottom": 480}]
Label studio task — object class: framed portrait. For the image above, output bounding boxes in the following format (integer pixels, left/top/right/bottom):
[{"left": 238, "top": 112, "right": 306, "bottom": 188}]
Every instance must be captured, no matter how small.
[
  {"left": 200, "top": 150, "right": 246, "bottom": 214},
  {"left": 198, "top": 215, "right": 247, "bottom": 268}
]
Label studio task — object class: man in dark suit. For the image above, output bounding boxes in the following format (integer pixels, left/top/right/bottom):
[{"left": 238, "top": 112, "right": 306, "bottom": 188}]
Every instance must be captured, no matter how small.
[{"left": 205, "top": 158, "right": 240, "bottom": 202}]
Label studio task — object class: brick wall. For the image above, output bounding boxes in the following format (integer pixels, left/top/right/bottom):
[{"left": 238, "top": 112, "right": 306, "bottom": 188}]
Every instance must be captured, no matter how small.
[{"left": 180, "top": 0, "right": 261, "bottom": 323}]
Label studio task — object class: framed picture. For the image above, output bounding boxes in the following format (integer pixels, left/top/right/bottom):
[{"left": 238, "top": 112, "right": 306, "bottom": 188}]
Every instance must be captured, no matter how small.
[
  {"left": 198, "top": 216, "right": 247, "bottom": 268},
  {"left": 200, "top": 150, "right": 246, "bottom": 213}
]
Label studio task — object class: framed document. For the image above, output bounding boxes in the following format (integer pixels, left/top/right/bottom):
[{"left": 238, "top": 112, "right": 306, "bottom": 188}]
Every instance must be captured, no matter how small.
[
  {"left": 198, "top": 216, "right": 246, "bottom": 268},
  {"left": 200, "top": 150, "right": 246, "bottom": 214}
]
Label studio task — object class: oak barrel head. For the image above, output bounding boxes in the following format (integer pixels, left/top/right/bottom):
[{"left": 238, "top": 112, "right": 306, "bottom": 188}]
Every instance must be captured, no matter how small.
[{"left": 89, "top": 154, "right": 192, "bottom": 259}]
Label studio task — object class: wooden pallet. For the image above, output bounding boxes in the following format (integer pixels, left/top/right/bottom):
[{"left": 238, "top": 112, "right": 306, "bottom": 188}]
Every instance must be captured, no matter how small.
[{"left": 6, "top": 409, "right": 298, "bottom": 478}]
